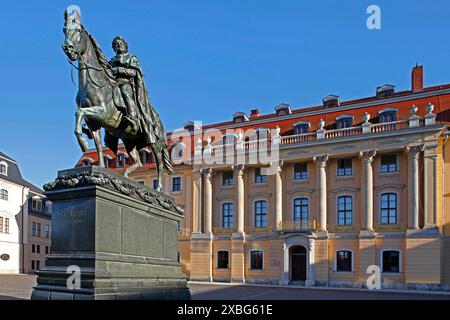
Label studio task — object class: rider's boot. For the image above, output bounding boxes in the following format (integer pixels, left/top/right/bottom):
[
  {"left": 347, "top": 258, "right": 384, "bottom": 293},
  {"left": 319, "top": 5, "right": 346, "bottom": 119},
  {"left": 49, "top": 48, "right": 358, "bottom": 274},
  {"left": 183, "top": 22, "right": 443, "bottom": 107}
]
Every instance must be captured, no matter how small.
[{"left": 124, "top": 114, "right": 138, "bottom": 135}]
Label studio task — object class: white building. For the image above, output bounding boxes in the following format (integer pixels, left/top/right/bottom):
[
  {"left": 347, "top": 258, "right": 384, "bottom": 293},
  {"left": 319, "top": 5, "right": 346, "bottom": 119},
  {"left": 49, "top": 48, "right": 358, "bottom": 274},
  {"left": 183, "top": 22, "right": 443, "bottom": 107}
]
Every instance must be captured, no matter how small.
[{"left": 0, "top": 152, "right": 51, "bottom": 274}]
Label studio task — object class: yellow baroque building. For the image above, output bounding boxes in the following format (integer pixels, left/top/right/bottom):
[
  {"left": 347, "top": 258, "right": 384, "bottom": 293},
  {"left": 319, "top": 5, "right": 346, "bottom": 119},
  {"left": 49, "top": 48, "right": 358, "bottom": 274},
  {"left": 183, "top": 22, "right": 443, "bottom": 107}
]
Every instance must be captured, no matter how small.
[{"left": 78, "top": 66, "right": 450, "bottom": 289}]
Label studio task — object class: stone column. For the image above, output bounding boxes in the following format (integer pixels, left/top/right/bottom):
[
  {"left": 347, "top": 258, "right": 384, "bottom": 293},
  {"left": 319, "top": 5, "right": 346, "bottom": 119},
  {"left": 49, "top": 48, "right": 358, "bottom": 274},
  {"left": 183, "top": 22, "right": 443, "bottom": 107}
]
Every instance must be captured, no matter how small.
[
  {"left": 314, "top": 155, "right": 328, "bottom": 232},
  {"left": 407, "top": 145, "right": 423, "bottom": 230},
  {"left": 361, "top": 150, "right": 376, "bottom": 231},
  {"left": 423, "top": 145, "right": 438, "bottom": 228},
  {"left": 192, "top": 170, "right": 202, "bottom": 233},
  {"left": 274, "top": 161, "right": 283, "bottom": 230},
  {"left": 203, "top": 168, "right": 213, "bottom": 234},
  {"left": 234, "top": 165, "right": 245, "bottom": 234}
]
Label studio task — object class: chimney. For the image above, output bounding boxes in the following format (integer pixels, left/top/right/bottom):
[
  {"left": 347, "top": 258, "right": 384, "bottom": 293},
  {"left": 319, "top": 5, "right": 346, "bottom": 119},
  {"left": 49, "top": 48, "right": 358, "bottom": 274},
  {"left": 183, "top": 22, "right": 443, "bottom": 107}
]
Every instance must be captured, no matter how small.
[
  {"left": 412, "top": 64, "right": 423, "bottom": 92},
  {"left": 250, "top": 108, "right": 261, "bottom": 119}
]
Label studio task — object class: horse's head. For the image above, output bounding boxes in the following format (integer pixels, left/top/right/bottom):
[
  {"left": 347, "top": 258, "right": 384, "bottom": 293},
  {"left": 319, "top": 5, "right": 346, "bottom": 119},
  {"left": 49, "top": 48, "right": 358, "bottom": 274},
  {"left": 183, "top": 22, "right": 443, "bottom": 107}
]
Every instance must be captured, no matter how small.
[{"left": 62, "top": 7, "right": 86, "bottom": 61}]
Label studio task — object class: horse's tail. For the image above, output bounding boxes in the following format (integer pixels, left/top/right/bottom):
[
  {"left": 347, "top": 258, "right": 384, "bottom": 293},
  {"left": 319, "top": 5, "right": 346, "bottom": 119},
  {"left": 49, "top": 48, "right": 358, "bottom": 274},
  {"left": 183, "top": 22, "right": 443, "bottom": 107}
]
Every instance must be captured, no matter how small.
[{"left": 163, "top": 145, "right": 174, "bottom": 175}]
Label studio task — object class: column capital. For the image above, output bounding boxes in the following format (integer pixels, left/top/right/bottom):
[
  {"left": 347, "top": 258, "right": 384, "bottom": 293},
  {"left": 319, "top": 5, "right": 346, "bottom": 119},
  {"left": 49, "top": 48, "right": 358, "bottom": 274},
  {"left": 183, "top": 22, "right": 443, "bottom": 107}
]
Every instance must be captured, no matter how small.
[
  {"left": 201, "top": 168, "right": 215, "bottom": 180},
  {"left": 313, "top": 155, "right": 329, "bottom": 167},
  {"left": 359, "top": 150, "right": 377, "bottom": 163},
  {"left": 234, "top": 164, "right": 245, "bottom": 176},
  {"left": 270, "top": 160, "right": 284, "bottom": 173},
  {"left": 406, "top": 145, "right": 424, "bottom": 159}
]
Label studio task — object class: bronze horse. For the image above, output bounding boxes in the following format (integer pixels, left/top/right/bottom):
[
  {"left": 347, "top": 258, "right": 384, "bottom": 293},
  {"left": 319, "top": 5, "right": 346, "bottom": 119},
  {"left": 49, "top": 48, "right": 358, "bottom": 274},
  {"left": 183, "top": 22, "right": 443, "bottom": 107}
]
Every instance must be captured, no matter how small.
[{"left": 62, "top": 9, "right": 173, "bottom": 191}]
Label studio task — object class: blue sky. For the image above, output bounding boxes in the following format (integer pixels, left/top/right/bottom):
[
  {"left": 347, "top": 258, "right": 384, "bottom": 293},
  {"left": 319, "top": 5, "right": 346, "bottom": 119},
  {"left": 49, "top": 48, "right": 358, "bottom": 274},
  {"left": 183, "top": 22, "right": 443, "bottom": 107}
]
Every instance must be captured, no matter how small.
[{"left": 1, "top": 1, "right": 450, "bottom": 187}]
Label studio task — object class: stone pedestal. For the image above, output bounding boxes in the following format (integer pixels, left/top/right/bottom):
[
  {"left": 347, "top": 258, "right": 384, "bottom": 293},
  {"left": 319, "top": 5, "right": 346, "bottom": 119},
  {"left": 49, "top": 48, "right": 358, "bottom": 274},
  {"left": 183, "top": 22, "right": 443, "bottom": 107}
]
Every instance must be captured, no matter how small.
[{"left": 31, "top": 166, "right": 190, "bottom": 300}]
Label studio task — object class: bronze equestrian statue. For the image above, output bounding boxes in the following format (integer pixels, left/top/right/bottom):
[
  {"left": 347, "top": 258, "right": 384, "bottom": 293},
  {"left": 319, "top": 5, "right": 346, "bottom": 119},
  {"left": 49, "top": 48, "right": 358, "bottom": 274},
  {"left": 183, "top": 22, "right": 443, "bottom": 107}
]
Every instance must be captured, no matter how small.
[{"left": 62, "top": 8, "right": 173, "bottom": 191}]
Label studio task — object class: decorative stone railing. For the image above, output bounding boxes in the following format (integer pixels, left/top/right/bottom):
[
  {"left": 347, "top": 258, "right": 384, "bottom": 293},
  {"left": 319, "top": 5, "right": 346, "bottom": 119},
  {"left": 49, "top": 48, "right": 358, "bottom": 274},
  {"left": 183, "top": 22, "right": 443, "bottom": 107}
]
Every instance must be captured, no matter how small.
[
  {"left": 277, "top": 220, "right": 317, "bottom": 232},
  {"left": 244, "top": 226, "right": 273, "bottom": 234},
  {"left": 327, "top": 224, "right": 361, "bottom": 233},
  {"left": 199, "top": 104, "right": 439, "bottom": 155}
]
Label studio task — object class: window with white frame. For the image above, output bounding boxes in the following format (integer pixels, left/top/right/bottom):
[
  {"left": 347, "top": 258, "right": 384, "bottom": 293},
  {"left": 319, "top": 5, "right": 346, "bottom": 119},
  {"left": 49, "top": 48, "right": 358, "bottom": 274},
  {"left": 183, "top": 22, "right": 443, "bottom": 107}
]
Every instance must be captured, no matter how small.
[
  {"left": 336, "top": 116, "right": 353, "bottom": 129},
  {"left": 0, "top": 162, "right": 7, "bottom": 175},
  {"left": 336, "top": 250, "right": 352, "bottom": 272},
  {"left": 382, "top": 250, "right": 400, "bottom": 273},
  {"left": 217, "top": 251, "right": 229, "bottom": 269},
  {"left": 337, "top": 158, "right": 353, "bottom": 176},
  {"left": 0, "top": 189, "right": 8, "bottom": 201},
  {"left": 293, "top": 198, "right": 309, "bottom": 223},
  {"left": 380, "top": 154, "right": 397, "bottom": 173},
  {"left": 254, "top": 200, "right": 268, "bottom": 228},
  {"left": 0, "top": 217, "right": 9, "bottom": 233},
  {"left": 380, "top": 193, "right": 398, "bottom": 225},
  {"left": 32, "top": 222, "right": 37, "bottom": 236},
  {"left": 116, "top": 154, "right": 126, "bottom": 168},
  {"left": 222, "top": 203, "right": 234, "bottom": 228},
  {"left": 32, "top": 198, "right": 42, "bottom": 211},
  {"left": 294, "top": 123, "right": 310, "bottom": 135},
  {"left": 379, "top": 110, "right": 397, "bottom": 123},
  {"left": 250, "top": 250, "right": 264, "bottom": 270},
  {"left": 337, "top": 196, "right": 353, "bottom": 225}
]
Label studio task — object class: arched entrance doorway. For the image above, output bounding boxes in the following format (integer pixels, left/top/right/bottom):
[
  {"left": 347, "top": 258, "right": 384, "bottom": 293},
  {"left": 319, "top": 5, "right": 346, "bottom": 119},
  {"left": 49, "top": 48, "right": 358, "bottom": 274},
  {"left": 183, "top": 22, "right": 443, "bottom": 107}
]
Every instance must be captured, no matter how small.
[{"left": 290, "top": 246, "right": 307, "bottom": 281}]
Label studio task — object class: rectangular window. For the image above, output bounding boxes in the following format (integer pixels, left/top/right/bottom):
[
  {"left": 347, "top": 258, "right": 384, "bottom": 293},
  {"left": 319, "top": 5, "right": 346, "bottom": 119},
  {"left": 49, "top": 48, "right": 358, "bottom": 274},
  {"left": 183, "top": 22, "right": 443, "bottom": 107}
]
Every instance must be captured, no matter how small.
[
  {"left": 217, "top": 251, "right": 229, "bottom": 269},
  {"left": 0, "top": 217, "right": 3, "bottom": 233},
  {"left": 32, "top": 222, "right": 37, "bottom": 236},
  {"left": 37, "top": 223, "right": 41, "bottom": 237},
  {"left": 337, "top": 158, "right": 353, "bottom": 176},
  {"left": 0, "top": 189, "right": 7, "bottom": 201},
  {"left": 31, "top": 260, "right": 35, "bottom": 270},
  {"left": 36, "top": 260, "right": 40, "bottom": 270},
  {"left": 336, "top": 118, "right": 353, "bottom": 129},
  {"left": 172, "top": 177, "right": 181, "bottom": 192},
  {"left": 152, "top": 179, "right": 158, "bottom": 190},
  {"left": 380, "top": 154, "right": 397, "bottom": 173},
  {"left": 4, "top": 218, "right": 9, "bottom": 233},
  {"left": 32, "top": 244, "right": 35, "bottom": 253},
  {"left": 222, "top": 203, "right": 234, "bottom": 228},
  {"left": 381, "top": 193, "right": 398, "bottom": 225},
  {"left": 255, "top": 201, "right": 268, "bottom": 228},
  {"left": 222, "top": 171, "right": 234, "bottom": 186},
  {"left": 337, "top": 196, "right": 353, "bottom": 226},
  {"left": 32, "top": 199, "right": 43, "bottom": 211},
  {"left": 254, "top": 168, "right": 268, "bottom": 184},
  {"left": 250, "top": 250, "right": 264, "bottom": 270},
  {"left": 382, "top": 251, "right": 400, "bottom": 273},
  {"left": 116, "top": 154, "right": 125, "bottom": 168},
  {"left": 36, "top": 245, "right": 40, "bottom": 254},
  {"left": 294, "top": 198, "right": 309, "bottom": 222},
  {"left": 294, "top": 163, "right": 308, "bottom": 180},
  {"left": 336, "top": 251, "right": 352, "bottom": 272},
  {"left": 294, "top": 124, "right": 309, "bottom": 135},
  {"left": 45, "top": 246, "right": 49, "bottom": 254},
  {"left": 45, "top": 225, "right": 50, "bottom": 238}
]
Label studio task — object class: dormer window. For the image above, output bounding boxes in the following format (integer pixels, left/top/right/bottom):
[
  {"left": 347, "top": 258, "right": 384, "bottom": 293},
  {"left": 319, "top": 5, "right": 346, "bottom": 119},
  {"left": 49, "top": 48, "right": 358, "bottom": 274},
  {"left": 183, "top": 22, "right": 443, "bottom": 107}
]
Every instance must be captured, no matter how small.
[
  {"left": 336, "top": 115, "right": 354, "bottom": 129},
  {"left": 379, "top": 108, "right": 397, "bottom": 123},
  {"left": 32, "top": 198, "right": 43, "bottom": 211},
  {"left": 103, "top": 155, "right": 112, "bottom": 168},
  {"left": 116, "top": 153, "right": 127, "bottom": 168},
  {"left": 183, "top": 121, "right": 200, "bottom": 132},
  {"left": 293, "top": 121, "right": 310, "bottom": 135},
  {"left": 232, "top": 112, "right": 249, "bottom": 124},
  {"left": 222, "top": 134, "right": 235, "bottom": 145},
  {"left": 139, "top": 149, "right": 150, "bottom": 164},
  {"left": 322, "top": 95, "right": 340, "bottom": 108},
  {"left": 0, "top": 162, "right": 7, "bottom": 175},
  {"left": 376, "top": 85, "right": 395, "bottom": 99},
  {"left": 275, "top": 103, "right": 292, "bottom": 116},
  {"left": 80, "top": 157, "right": 94, "bottom": 167},
  {"left": 256, "top": 128, "right": 270, "bottom": 140}
]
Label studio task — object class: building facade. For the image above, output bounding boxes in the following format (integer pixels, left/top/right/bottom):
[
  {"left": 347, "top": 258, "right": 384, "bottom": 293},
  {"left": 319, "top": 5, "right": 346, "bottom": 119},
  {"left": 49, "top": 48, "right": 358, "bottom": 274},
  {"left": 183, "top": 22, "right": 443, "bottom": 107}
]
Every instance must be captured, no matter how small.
[
  {"left": 78, "top": 66, "right": 450, "bottom": 289},
  {"left": 0, "top": 152, "right": 51, "bottom": 274}
]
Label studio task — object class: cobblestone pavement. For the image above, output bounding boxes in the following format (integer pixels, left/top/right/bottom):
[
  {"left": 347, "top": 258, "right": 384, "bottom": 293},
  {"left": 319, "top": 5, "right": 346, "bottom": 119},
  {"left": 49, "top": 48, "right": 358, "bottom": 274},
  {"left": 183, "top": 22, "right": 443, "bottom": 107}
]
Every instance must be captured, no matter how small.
[{"left": 0, "top": 275, "right": 449, "bottom": 300}]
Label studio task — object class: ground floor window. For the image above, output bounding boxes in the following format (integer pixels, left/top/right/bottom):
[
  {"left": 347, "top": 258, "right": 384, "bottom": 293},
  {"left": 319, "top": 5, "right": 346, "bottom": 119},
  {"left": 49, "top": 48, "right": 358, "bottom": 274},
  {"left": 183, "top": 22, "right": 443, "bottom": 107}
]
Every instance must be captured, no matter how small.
[
  {"left": 217, "top": 251, "right": 229, "bottom": 269},
  {"left": 250, "top": 250, "right": 264, "bottom": 270},
  {"left": 336, "top": 250, "right": 352, "bottom": 272},
  {"left": 382, "top": 250, "right": 400, "bottom": 273}
]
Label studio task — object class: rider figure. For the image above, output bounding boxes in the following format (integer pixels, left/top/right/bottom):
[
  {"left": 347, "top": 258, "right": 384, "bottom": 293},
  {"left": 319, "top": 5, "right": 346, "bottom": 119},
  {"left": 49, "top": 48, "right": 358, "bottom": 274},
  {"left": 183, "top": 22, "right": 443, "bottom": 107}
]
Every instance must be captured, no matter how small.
[{"left": 110, "top": 36, "right": 140, "bottom": 134}]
